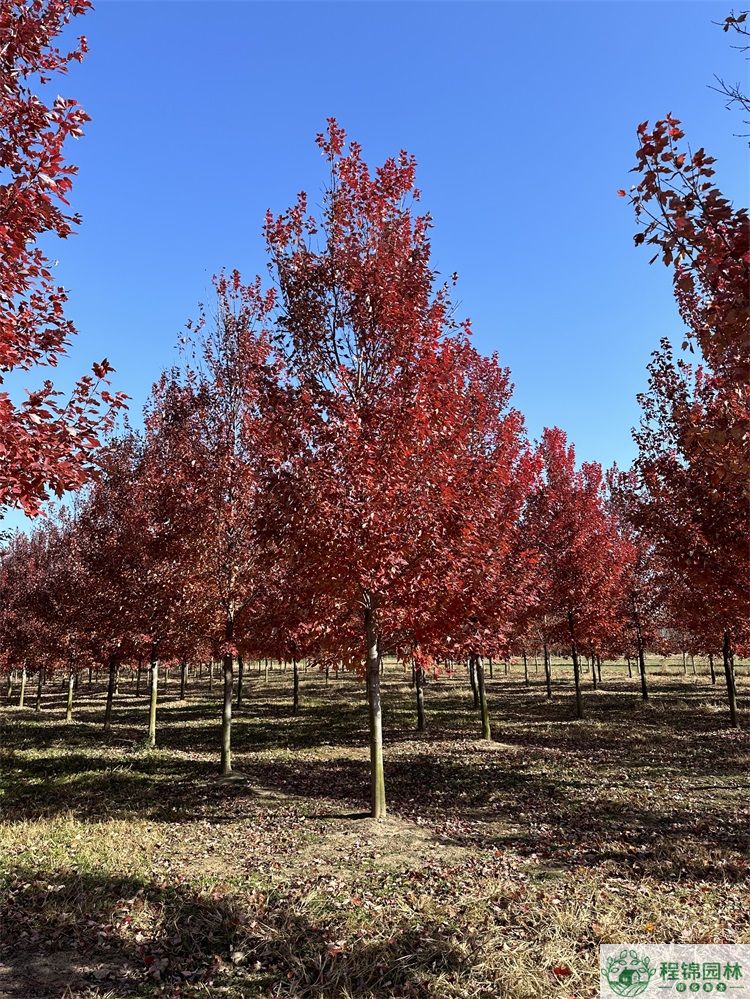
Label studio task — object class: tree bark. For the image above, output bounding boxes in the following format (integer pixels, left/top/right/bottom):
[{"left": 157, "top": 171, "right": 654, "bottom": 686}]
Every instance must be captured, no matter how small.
[
  {"left": 292, "top": 657, "right": 299, "bottom": 715},
  {"left": 236, "top": 655, "right": 244, "bottom": 709},
  {"left": 522, "top": 651, "right": 529, "bottom": 686},
  {"left": 475, "top": 655, "right": 491, "bottom": 740},
  {"left": 543, "top": 642, "right": 552, "bottom": 699},
  {"left": 104, "top": 655, "right": 117, "bottom": 733},
  {"left": 180, "top": 659, "right": 187, "bottom": 700},
  {"left": 148, "top": 656, "right": 158, "bottom": 749},
  {"left": 723, "top": 630, "right": 739, "bottom": 728},
  {"left": 66, "top": 668, "right": 74, "bottom": 723},
  {"left": 365, "top": 600, "right": 386, "bottom": 819},
  {"left": 590, "top": 654, "right": 597, "bottom": 689},
  {"left": 568, "top": 612, "right": 583, "bottom": 720},
  {"left": 34, "top": 666, "right": 43, "bottom": 711},
  {"left": 709, "top": 652, "right": 716, "bottom": 685},
  {"left": 415, "top": 665, "right": 426, "bottom": 732},
  {"left": 221, "top": 617, "right": 234, "bottom": 774},
  {"left": 469, "top": 655, "right": 479, "bottom": 709},
  {"left": 635, "top": 619, "right": 649, "bottom": 701},
  {"left": 19, "top": 665, "right": 27, "bottom": 708}
]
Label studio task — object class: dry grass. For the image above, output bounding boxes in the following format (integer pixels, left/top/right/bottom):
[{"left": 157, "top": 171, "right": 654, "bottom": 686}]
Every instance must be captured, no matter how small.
[{"left": 0, "top": 659, "right": 748, "bottom": 998}]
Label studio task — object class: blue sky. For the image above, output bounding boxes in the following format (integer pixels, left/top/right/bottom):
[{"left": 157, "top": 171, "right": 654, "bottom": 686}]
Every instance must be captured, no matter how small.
[{"left": 3, "top": 0, "right": 747, "bottom": 532}]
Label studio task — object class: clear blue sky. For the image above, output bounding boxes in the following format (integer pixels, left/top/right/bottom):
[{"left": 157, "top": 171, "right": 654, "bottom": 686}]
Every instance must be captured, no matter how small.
[{"left": 3, "top": 0, "right": 747, "bottom": 532}]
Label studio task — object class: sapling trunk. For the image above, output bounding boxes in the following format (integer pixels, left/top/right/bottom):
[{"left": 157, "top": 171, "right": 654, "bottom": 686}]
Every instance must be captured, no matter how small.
[
  {"left": 236, "top": 655, "right": 244, "bottom": 709},
  {"left": 180, "top": 659, "right": 187, "bottom": 700},
  {"left": 469, "top": 656, "right": 479, "bottom": 709},
  {"left": 543, "top": 643, "right": 552, "bottom": 699},
  {"left": 19, "top": 665, "right": 27, "bottom": 708},
  {"left": 415, "top": 665, "right": 426, "bottom": 732},
  {"left": 568, "top": 612, "right": 584, "bottom": 720},
  {"left": 476, "top": 655, "right": 491, "bottom": 740},
  {"left": 636, "top": 620, "right": 649, "bottom": 701},
  {"left": 709, "top": 653, "right": 716, "bottom": 685},
  {"left": 488, "top": 656, "right": 494, "bottom": 680},
  {"left": 66, "top": 669, "right": 74, "bottom": 722},
  {"left": 221, "top": 652, "right": 233, "bottom": 774},
  {"left": 590, "top": 654, "right": 597, "bottom": 689},
  {"left": 5, "top": 672, "right": 12, "bottom": 701},
  {"left": 35, "top": 667, "right": 43, "bottom": 711},
  {"left": 596, "top": 656, "right": 602, "bottom": 683},
  {"left": 365, "top": 601, "right": 386, "bottom": 819},
  {"left": 723, "top": 630, "right": 739, "bottom": 728},
  {"left": 148, "top": 657, "right": 158, "bottom": 748},
  {"left": 627, "top": 655, "right": 632, "bottom": 678},
  {"left": 104, "top": 655, "right": 117, "bottom": 733},
  {"left": 522, "top": 651, "right": 528, "bottom": 686},
  {"left": 292, "top": 658, "right": 299, "bottom": 715}
]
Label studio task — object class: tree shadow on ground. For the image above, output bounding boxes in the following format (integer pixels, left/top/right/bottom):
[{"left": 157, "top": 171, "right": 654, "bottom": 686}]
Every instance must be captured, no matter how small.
[{"left": 0, "top": 867, "right": 473, "bottom": 998}]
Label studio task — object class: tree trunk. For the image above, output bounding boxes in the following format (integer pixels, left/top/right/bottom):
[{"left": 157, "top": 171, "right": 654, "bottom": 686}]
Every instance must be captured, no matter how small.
[
  {"left": 543, "top": 642, "right": 552, "bottom": 699},
  {"left": 522, "top": 651, "right": 529, "bottom": 686},
  {"left": 626, "top": 655, "right": 632, "bottom": 678},
  {"left": 88, "top": 664, "right": 93, "bottom": 689},
  {"left": 475, "top": 655, "right": 491, "bottom": 740},
  {"left": 136, "top": 659, "right": 142, "bottom": 697},
  {"left": 568, "top": 612, "right": 583, "bottom": 720},
  {"left": 180, "top": 659, "right": 187, "bottom": 700},
  {"left": 34, "top": 666, "right": 43, "bottom": 711},
  {"left": 469, "top": 656, "right": 479, "bottom": 709},
  {"left": 104, "top": 655, "right": 117, "bottom": 733},
  {"left": 415, "top": 665, "right": 426, "bottom": 732},
  {"left": 590, "top": 653, "right": 597, "bottom": 689},
  {"left": 148, "top": 656, "right": 158, "bottom": 749},
  {"left": 365, "top": 601, "right": 386, "bottom": 819},
  {"left": 488, "top": 656, "right": 494, "bottom": 680},
  {"left": 635, "top": 620, "right": 649, "bottom": 701},
  {"left": 709, "top": 652, "right": 716, "bottom": 685},
  {"left": 292, "top": 658, "right": 299, "bottom": 715},
  {"left": 19, "top": 665, "right": 27, "bottom": 708},
  {"left": 221, "top": 618, "right": 234, "bottom": 774},
  {"left": 236, "top": 655, "right": 244, "bottom": 710},
  {"left": 596, "top": 656, "right": 602, "bottom": 684},
  {"left": 5, "top": 672, "right": 12, "bottom": 701},
  {"left": 723, "top": 630, "right": 739, "bottom": 728},
  {"left": 66, "top": 668, "right": 75, "bottom": 723}
]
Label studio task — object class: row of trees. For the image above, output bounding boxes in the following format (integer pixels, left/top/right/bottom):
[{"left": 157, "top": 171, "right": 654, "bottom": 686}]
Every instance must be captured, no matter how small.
[{"left": 0, "top": 3, "right": 747, "bottom": 818}]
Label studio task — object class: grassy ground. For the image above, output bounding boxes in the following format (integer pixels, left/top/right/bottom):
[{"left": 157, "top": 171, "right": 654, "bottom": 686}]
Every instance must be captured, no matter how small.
[{"left": 0, "top": 660, "right": 748, "bottom": 998}]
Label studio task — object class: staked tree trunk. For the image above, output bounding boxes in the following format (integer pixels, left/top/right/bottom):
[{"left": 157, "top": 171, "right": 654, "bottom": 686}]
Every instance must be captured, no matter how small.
[
  {"left": 543, "top": 642, "right": 552, "bottom": 699},
  {"left": 365, "top": 600, "right": 386, "bottom": 819},
  {"left": 475, "top": 655, "right": 491, "bottom": 740},
  {"left": 723, "top": 630, "right": 739, "bottom": 728},
  {"left": 568, "top": 612, "right": 584, "bottom": 720},
  {"left": 469, "top": 656, "right": 479, "bottom": 709},
  {"left": 19, "top": 665, "right": 27, "bottom": 707},
  {"left": 104, "top": 655, "right": 117, "bottom": 733},
  {"left": 236, "top": 655, "right": 244, "bottom": 709},
  {"left": 415, "top": 665, "right": 426, "bottom": 732},
  {"left": 292, "top": 658, "right": 299, "bottom": 715},
  {"left": 709, "top": 652, "right": 716, "bottom": 685},
  {"left": 66, "top": 668, "right": 75, "bottom": 722},
  {"left": 148, "top": 656, "right": 159, "bottom": 749}
]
